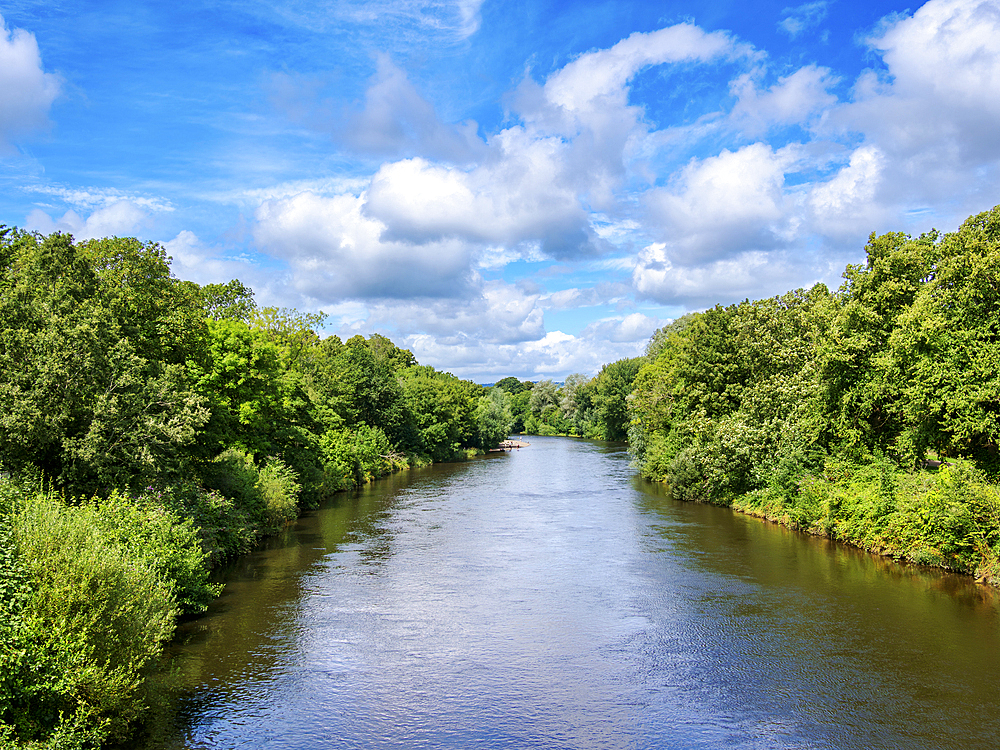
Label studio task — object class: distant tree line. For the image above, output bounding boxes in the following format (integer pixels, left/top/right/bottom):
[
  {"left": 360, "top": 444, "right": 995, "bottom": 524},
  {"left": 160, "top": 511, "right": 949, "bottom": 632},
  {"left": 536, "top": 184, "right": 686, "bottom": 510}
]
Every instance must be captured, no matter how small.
[
  {"left": 491, "top": 357, "right": 644, "bottom": 442},
  {"left": 0, "top": 227, "right": 514, "bottom": 748}
]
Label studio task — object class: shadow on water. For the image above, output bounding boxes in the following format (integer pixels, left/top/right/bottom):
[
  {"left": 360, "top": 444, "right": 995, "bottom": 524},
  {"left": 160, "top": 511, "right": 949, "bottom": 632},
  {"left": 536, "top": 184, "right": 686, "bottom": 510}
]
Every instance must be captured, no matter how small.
[{"left": 141, "top": 438, "right": 1000, "bottom": 750}]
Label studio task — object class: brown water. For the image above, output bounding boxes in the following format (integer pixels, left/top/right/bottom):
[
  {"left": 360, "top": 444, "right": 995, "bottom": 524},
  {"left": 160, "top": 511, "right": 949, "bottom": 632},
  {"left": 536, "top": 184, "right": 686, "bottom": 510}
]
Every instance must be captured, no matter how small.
[{"left": 142, "top": 436, "right": 1000, "bottom": 749}]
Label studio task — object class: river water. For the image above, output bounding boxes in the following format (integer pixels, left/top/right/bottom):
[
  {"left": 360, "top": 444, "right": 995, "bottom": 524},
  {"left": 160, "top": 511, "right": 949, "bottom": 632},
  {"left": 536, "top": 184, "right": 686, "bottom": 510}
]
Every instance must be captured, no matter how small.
[{"left": 143, "top": 436, "right": 1000, "bottom": 749}]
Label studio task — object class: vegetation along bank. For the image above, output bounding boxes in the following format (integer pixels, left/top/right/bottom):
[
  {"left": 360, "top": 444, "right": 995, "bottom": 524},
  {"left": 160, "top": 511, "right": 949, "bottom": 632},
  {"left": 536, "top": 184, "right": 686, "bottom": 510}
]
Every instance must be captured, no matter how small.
[
  {"left": 484, "top": 207, "right": 1000, "bottom": 592},
  {"left": 0, "top": 227, "right": 516, "bottom": 748},
  {"left": 626, "top": 206, "right": 1000, "bottom": 587}
]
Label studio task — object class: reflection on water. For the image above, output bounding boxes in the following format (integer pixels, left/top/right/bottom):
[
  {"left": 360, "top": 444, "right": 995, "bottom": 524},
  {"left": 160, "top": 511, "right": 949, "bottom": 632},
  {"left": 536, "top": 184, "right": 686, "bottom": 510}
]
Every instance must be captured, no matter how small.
[{"left": 143, "top": 437, "right": 1000, "bottom": 750}]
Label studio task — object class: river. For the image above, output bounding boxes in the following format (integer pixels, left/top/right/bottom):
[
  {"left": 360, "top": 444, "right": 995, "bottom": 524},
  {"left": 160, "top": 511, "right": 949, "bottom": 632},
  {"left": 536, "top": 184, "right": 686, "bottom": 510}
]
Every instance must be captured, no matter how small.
[{"left": 142, "top": 436, "right": 1000, "bottom": 749}]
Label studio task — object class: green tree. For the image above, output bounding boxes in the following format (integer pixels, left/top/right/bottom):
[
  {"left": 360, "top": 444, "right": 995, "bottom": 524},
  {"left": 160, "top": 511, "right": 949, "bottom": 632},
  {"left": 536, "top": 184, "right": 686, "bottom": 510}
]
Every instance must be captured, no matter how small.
[
  {"left": 887, "top": 207, "right": 1000, "bottom": 466},
  {"left": 400, "top": 366, "right": 481, "bottom": 461},
  {"left": 199, "top": 279, "right": 257, "bottom": 322},
  {"left": 0, "top": 231, "right": 210, "bottom": 494},
  {"left": 476, "top": 388, "right": 514, "bottom": 449},
  {"left": 818, "top": 229, "right": 938, "bottom": 457},
  {"left": 591, "top": 357, "right": 644, "bottom": 441}
]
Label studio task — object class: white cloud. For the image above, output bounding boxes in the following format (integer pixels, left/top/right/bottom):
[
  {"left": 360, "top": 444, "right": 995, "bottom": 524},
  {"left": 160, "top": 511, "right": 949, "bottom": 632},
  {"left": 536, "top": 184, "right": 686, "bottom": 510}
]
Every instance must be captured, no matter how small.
[
  {"left": 0, "top": 14, "right": 60, "bottom": 152},
  {"left": 778, "top": 1, "right": 830, "bottom": 38},
  {"left": 396, "top": 326, "right": 649, "bottom": 382},
  {"left": 645, "top": 143, "right": 802, "bottom": 264},
  {"left": 579, "top": 312, "right": 664, "bottom": 343},
  {"left": 632, "top": 243, "right": 810, "bottom": 306},
  {"left": 249, "top": 0, "right": 484, "bottom": 42},
  {"left": 163, "top": 230, "right": 272, "bottom": 289},
  {"left": 355, "top": 281, "right": 545, "bottom": 346},
  {"left": 542, "top": 24, "right": 749, "bottom": 116},
  {"left": 808, "top": 145, "right": 887, "bottom": 235},
  {"left": 253, "top": 190, "right": 475, "bottom": 299},
  {"left": 835, "top": 0, "right": 1000, "bottom": 172},
  {"left": 245, "top": 5, "right": 1000, "bottom": 379},
  {"left": 364, "top": 139, "right": 600, "bottom": 258},
  {"left": 545, "top": 283, "right": 630, "bottom": 309},
  {"left": 730, "top": 65, "right": 839, "bottom": 134},
  {"left": 343, "top": 57, "right": 483, "bottom": 162},
  {"left": 25, "top": 201, "right": 151, "bottom": 240}
]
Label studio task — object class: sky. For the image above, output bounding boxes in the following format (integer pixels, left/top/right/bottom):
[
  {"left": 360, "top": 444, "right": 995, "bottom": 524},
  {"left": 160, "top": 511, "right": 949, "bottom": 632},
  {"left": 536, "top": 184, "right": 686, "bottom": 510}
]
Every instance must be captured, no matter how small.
[{"left": 2, "top": 0, "right": 999, "bottom": 382}]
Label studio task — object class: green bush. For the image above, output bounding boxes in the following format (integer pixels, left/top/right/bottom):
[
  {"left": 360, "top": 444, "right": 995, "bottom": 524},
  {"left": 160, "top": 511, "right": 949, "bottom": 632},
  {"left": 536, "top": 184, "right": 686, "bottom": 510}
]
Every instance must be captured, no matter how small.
[
  {"left": 2, "top": 493, "right": 177, "bottom": 746},
  {"left": 146, "top": 481, "right": 257, "bottom": 565},
  {"left": 255, "top": 459, "right": 300, "bottom": 531},
  {"left": 319, "top": 425, "right": 400, "bottom": 488},
  {"left": 91, "top": 491, "right": 221, "bottom": 615},
  {"left": 202, "top": 448, "right": 301, "bottom": 537}
]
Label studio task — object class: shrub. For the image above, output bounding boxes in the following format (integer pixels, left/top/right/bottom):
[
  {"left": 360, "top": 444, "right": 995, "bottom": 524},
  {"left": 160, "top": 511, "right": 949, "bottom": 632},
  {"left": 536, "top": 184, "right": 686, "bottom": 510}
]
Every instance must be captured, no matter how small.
[
  {"left": 320, "top": 425, "right": 397, "bottom": 488},
  {"left": 92, "top": 491, "right": 222, "bottom": 615},
  {"left": 255, "top": 459, "right": 300, "bottom": 531},
  {"left": 3, "top": 493, "right": 177, "bottom": 745},
  {"left": 148, "top": 480, "right": 257, "bottom": 565},
  {"left": 202, "top": 448, "right": 300, "bottom": 537}
]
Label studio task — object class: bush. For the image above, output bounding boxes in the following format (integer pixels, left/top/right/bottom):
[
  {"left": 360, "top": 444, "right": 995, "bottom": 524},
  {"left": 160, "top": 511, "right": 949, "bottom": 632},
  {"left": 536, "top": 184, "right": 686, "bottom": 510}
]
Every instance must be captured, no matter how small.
[
  {"left": 2, "top": 493, "right": 177, "bottom": 746},
  {"left": 320, "top": 425, "right": 400, "bottom": 488},
  {"left": 146, "top": 480, "right": 257, "bottom": 565},
  {"left": 255, "top": 459, "right": 300, "bottom": 531},
  {"left": 92, "top": 491, "right": 221, "bottom": 615},
  {"left": 202, "top": 448, "right": 300, "bottom": 537}
]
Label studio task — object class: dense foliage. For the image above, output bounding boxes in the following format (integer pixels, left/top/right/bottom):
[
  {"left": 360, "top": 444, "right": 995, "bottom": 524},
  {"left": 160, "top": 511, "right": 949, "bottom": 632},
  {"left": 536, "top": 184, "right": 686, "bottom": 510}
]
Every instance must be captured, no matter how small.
[
  {"left": 495, "top": 358, "right": 644, "bottom": 441},
  {"left": 0, "top": 226, "right": 513, "bottom": 748},
  {"left": 626, "top": 206, "right": 1000, "bottom": 582}
]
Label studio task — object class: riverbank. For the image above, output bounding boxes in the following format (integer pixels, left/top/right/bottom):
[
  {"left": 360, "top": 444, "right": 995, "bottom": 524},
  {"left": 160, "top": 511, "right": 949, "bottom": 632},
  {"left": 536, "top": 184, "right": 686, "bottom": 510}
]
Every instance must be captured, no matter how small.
[
  {"left": 0, "top": 445, "right": 506, "bottom": 749},
  {"left": 667, "top": 456, "right": 1000, "bottom": 587}
]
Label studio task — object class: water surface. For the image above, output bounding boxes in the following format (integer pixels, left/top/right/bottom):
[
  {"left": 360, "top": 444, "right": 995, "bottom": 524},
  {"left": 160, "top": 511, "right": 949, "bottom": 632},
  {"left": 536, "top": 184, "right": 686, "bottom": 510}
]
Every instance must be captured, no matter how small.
[{"left": 144, "top": 436, "right": 1000, "bottom": 749}]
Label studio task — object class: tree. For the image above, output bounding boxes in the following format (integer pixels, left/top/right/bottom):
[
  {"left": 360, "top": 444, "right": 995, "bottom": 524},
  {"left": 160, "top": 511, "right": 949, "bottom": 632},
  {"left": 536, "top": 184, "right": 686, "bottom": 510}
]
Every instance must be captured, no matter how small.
[
  {"left": 476, "top": 388, "right": 514, "bottom": 449},
  {"left": 591, "top": 358, "right": 644, "bottom": 441},
  {"left": 818, "top": 229, "right": 938, "bottom": 457},
  {"left": 887, "top": 207, "right": 1000, "bottom": 466},
  {"left": 400, "top": 366, "right": 481, "bottom": 461},
  {"left": 0, "top": 231, "right": 210, "bottom": 493},
  {"left": 199, "top": 279, "right": 257, "bottom": 322},
  {"left": 529, "top": 380, "right": 559, "bottom": 414}
]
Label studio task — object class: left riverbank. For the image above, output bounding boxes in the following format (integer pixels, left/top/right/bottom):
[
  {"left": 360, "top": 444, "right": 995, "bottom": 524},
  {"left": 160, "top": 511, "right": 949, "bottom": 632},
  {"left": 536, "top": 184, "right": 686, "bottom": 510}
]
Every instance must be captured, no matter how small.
[{"left": 0, "top": 228, "right": 519, "bottom": 749}]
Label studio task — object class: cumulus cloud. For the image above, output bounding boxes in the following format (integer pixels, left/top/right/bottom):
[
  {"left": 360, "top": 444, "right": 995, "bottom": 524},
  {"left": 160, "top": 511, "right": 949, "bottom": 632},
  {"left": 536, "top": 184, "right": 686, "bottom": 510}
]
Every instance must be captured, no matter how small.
[
  {"left": 0, "top": 14, "right": 60, "bottom": 152},
  {"left": 807, "top": 144, "right": 888, "bottom": 236},
  {"left": 833, "top": 0, "right": 1000, "bottom": 188},
  {"left": 25, "top": 201, "right": 151, "bottom": 240},
  {"left": 394, "top": 326, "right": 650, "bottom": 382},
  {"left": 163, "top": 230, "right": 273, "bottom": 290},
  {"left": 356, "top": 281, "right": 545, "bottom": 345},
  {"left": 343, "top": 57, "right": 483, "bottom": 162},
  {"left": 541, "top": 24, "right": 750, "bottom": 117},
  {"left": 632, "top": 243, "right": 812, "bottom": 306},
  {"left": 545, "top": 283, "right": 630, "bottom": 310},
  {"left": 253, "top": 190, "right": 476, "bottom": 299},
  {"left": 729, "top": 65, "right": 839, "bottom": 134},
  {"left": 364, "top": 141, "right": 601, "bottom": 258},
  {"left": 579, "top": 312, "right": 664, "bottom": 343},
  {"left": 645, "top": 143, "right": 802, "bottom": 264}
]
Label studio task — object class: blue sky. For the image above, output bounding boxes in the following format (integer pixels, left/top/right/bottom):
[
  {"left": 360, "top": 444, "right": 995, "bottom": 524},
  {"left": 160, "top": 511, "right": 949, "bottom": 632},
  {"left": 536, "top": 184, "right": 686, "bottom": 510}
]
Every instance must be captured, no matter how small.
[{"left": 2, "top": 0, "right": 999, "bottom": 381}]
